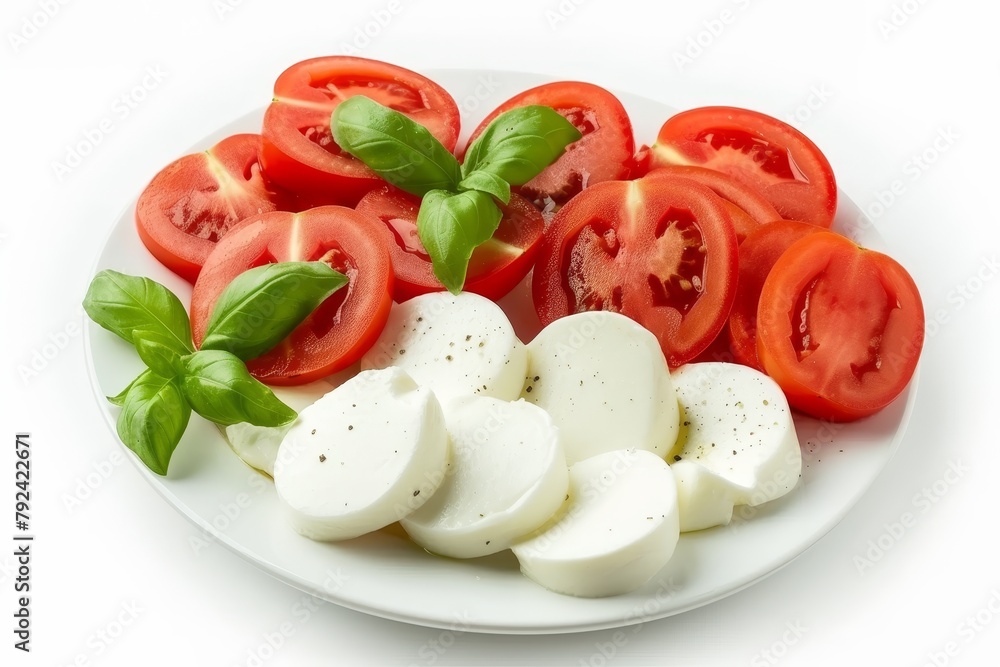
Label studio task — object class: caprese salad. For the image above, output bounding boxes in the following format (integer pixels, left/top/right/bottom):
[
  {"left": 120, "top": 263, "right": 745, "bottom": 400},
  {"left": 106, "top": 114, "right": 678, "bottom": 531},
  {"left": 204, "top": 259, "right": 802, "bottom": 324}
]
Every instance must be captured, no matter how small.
[{"left": 84, "top": 56, "right": 925, "bottom": 598}]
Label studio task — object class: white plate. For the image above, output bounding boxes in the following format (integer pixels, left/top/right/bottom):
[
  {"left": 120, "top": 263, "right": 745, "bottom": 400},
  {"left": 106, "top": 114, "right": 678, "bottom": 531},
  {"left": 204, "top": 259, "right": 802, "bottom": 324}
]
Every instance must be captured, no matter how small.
[{"left": 83, "top": 69, "right": 917, "bottom": 634}]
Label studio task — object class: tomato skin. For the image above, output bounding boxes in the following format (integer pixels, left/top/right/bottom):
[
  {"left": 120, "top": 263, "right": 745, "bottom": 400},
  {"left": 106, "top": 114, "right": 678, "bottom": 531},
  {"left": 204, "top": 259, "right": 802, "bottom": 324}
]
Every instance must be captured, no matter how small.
[
  {"left": 757, "top": 232, "right": 924, "bottom": 421},
  {"left": 649, "top": 106, "right": 837, "bottom": 227},
  {"left": 532, "top": 174, "right": 738, "bottom": 367},
  {"left": 190, "top": 206, "right": 393, "bottom": 386},
  {"left": 644, "top": 165, "right": 781, "bottom": 243},
  {"left": 135, "top": 134, "right": 283, "bottom": 283},
  {"left": 464, "top": 81, "right": 635, "bottom": 206},
  {"left": 728, "top": 220, "right": 826, "bottom": 370},
  {"left": 355, "top": 186, "right": 544, "bottom": 302},
  {"left": 260, "top": 56, "right": 461, "bottom": 206}
]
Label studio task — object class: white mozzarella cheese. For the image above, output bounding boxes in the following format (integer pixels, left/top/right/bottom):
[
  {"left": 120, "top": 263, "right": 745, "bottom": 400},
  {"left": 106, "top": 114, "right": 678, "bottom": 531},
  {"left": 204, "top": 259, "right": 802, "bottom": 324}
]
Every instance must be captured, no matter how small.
[
  {"left": 273, "top": 367, "right": 450, "bottom": 541},
  {"left": 512, "top": 449, "right": 680, "bottom": 597},
  {"left": 223, "top": 379, "right": 334, "bottom": 476},
  {"left": 670, "top": 362, "right": 802, "bottom": 532},
  {"left": 520, "top": 311, "right": 680, "bottom": 464},
  {"left": 401, "top": 396, "right": 568, "bottom": 559},
  {"left": 361, "top": 292, "right": 528, "bottom": 403}
]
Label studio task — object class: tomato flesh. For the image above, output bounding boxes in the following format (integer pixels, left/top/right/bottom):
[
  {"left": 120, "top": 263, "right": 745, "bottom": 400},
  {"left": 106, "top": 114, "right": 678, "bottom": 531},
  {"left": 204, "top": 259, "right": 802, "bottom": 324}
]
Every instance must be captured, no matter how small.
[
  {"left": 135, "top": 134, "right": 284, "bottom": 283},
  {"left": 756, "top": 231, "right": 924, "bottom": 421},
  {"left": 644, "top": 165, "right": 781, "bottom": 243},
  {"left": 532, "top": 175, "right": 738, "bottom": 367},
  {"left": 650, "top": 106, "right": 837, "bottom": 227},
  {"left": 260, "top": 56, "right": 461, "bottom": 206},
  {"left": 190, "top": 206, "right": 393, "bottom": 385},
  {"left": 464, "top": 81, "right": 635, "bottom": 207},
  {"left": 355, "top": 186, "right": 544, "bottom": 302},
  {"left": 728, "top": 220, "right": 825, "bottom": 370}
]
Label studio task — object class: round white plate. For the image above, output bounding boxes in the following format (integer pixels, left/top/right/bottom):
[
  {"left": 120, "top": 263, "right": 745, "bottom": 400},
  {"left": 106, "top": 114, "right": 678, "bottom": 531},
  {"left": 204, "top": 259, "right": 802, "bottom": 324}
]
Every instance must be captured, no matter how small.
[{"left": 84, "top": 69, "right": 917, "bottom": 634}]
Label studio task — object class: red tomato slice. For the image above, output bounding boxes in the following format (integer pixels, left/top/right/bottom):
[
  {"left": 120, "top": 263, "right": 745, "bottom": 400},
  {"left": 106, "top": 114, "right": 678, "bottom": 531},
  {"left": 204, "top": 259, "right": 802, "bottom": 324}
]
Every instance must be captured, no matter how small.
[
  {"left": 649, "top": 106, "right": 837, "bottom": 227},
  {"left": 728, "top": 220, "right": 825, "bottom": 370},
  {"left": 757, "top": 231, "right": 924, "bottom": 421},
  {"left": 355, "top": 185, "right": 544, "bottom": 302},
  {"left": 464, "top": 81, "right": 635, "bottom": 207},
  {"left": 135, "top": 134, "right": 284, "bottom": 283},
  {"left": 644, "top": 165, "right": 781, "bottom": 243},
  {"left": 260, "top": 56, "right": 461, "bottom": 206},
  {"left": 190, "top": 206, "right": 393, "bottom": 385},
  {"left": 532, "top": 174, "right": 738, "bottom": 367}
]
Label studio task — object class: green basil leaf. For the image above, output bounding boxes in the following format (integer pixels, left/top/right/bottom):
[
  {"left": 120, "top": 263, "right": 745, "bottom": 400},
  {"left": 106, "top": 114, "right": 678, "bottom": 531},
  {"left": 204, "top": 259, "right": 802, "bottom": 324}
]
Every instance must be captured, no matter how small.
[
  {"left": 134, "top": 329, "right": 185, "bottom": 378},
  {"left": 458, "top": 170, "right": 511, "bottom": 204},
  {"left": 83, "top": 270, "right": 193, "bottom": 355},
  {"left": 417, "top": 189, "right": 503, "bottom": 294},
  {"left": 107, "top": 374, "right": 140, "bottom": 407},
  {"left": 180, "top": 350, "right": 297, "bottom": 428},
  {"left": 116, "top": 370, "right": 190, "bottom": 476},
  {"left": 201, "top": 262, "right": 347, "bottom": 361},
  {"left": 331, "top": 96, "right": 461, "bottom": 197},
  {"left": 461, "top": 105, "right": 582, "bottom": 186}
]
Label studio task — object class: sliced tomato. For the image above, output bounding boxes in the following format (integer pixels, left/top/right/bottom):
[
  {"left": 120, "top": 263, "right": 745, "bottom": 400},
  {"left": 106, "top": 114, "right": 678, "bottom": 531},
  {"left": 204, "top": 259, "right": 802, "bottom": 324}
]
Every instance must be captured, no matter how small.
[
  {"left": 644, "top": 165, "right": 781, "bottom": 243},
  {"left": 355, "top": 185, "right": 544, "bottom": 302},
  {"left": 757, "top": 231, "right": 924, "bottom": 421},
  {"left": 190, "top": 206, "right": 393, "bottom": 385},
  {"left": 649, "top": 106, "right": 837, "bottom": 227},
  {"left": 463, "top": 81, "right": 635, "bottom": 207},
  {"left": 135, "top": 134, "right": 285, "bottom": 283},
  {"left": 532, "top": 174, "right": 738, "bottom": 367},
  {"left": 260, "top": 56, "right": 461, "bottom": 206},
  {"left": 728, "top": 220, "right": 825, "bottom": 370}
]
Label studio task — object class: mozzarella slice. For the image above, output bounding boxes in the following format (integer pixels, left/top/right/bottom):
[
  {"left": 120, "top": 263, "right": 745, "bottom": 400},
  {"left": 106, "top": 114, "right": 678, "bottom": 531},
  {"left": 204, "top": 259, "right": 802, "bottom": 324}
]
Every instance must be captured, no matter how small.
[
  {"left": 520, "top": 311, "right": 680, "bottom": 464},
  {"left": 361, "top": 292, "right": 528, "bottom": 403},
  {"left": 223, "top": 380, "right": 334, "bottom": 476},
  {"left": 670, "top": 362, "right": 802, "bottom": 532},
  {"left": 273, "top": 367, "right": 449, "bottom": 541},
  {"left": 512, "top": 449, "right": 680, "bottom": 598},
  {"left": 401, "top": 396, "right": 568, "bottom": 559}
]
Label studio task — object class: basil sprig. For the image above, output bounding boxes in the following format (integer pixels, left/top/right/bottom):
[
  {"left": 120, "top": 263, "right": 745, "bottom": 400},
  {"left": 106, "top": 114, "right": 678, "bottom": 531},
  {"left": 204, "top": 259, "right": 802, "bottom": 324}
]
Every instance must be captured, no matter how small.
[
  {"left": 83, "top": 262, "right": 346, "bottom": 475},
  {"left": 332, "top": 98, "right": 581, "bottom": 293}
]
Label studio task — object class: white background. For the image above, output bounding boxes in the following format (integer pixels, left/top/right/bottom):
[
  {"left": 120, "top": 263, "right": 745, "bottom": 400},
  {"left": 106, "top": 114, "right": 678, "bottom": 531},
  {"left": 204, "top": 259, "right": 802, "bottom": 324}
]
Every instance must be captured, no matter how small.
[{"left": 2, "top": 0, "right": 999, "bottom": 665}]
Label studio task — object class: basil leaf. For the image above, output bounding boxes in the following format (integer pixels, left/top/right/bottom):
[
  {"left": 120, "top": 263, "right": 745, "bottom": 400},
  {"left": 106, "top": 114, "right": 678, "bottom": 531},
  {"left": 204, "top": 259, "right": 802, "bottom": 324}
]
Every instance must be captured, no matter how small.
[
  {"left": 180, "top": 350, "right": 297, "bottom": 428},
  {"left": 331, "top": 96, "right": 461, "bottom": 197},
  {"left": 83, "top": 270, "right": 193, "bottom": 355},
  {"left": 201, "top": 262, "right": 347, "bottom": 361},
  {"left": 107, "top": 374, "right": 140, "bottom": 407},
  {"left": 458, "top": 170, "right": 511, "bottom": 204},
  {"left": 461, "top": 105, "right": 582, "bottom": 186},
  {"left": 417, "top": 189, "right": 503, "bottom": 294},
  {"left": 116, "top": 370, "right": 190, "bottom": 476},
  {"left": 134, "top": 329, "right": 185, "bottom": 378}
]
